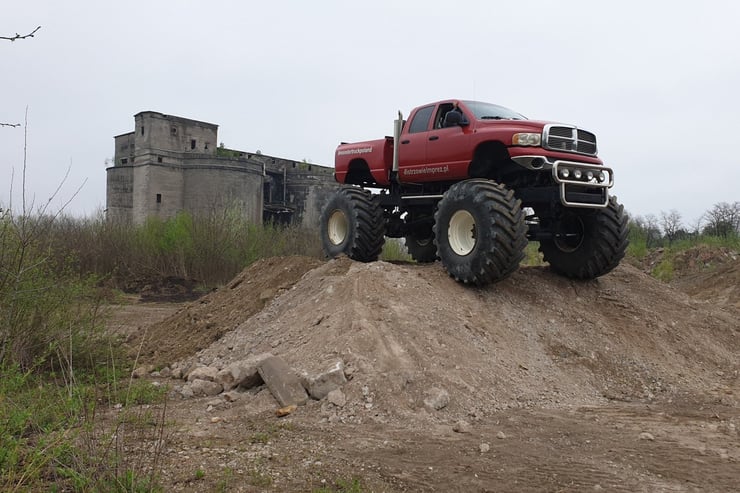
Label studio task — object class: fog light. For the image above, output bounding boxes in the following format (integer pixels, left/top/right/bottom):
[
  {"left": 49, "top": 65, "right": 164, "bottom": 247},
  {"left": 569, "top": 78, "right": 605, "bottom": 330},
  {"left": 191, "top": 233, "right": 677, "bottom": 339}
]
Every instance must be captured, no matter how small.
[
  {"left": 573, "top": 169, "right": 582, "bottom": 179},
  {"left": 586, "top": 171, "right": 594, "bottom": 181},
  {"left": 560, "top": 168, "right": 570, "bottom": 178},
  {"left": 597, "top": 171, "right": 606, "bottom": 182}
]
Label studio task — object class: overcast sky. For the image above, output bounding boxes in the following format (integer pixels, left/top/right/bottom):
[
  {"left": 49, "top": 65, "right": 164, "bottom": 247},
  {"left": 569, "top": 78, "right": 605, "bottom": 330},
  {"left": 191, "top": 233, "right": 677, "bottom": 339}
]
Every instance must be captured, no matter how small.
[{"left": 2, "top": 1, "right": 739, "bottom": 227}]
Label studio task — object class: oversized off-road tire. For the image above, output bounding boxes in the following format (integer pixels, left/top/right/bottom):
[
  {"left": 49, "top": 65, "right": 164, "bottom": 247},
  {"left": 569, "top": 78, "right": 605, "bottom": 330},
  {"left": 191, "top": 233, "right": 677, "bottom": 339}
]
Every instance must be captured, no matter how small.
[
  {"left": 320, "top": 187, "right": 385, "bottom": 262},
  {"left": 539, "top": 196, "right": 628, "bottom": 279},
  {"left": 433, "top": 179, "right": 527, "bottom": 285},
  {"left": 404, "top": 233, "right": 438, "bottom": 263}
]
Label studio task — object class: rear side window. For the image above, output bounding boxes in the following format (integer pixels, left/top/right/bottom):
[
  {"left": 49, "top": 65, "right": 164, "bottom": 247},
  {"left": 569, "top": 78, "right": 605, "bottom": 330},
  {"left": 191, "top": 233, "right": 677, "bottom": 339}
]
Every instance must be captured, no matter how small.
[{"left": 408, "top": 105, "right": 434, "bottom": 134}]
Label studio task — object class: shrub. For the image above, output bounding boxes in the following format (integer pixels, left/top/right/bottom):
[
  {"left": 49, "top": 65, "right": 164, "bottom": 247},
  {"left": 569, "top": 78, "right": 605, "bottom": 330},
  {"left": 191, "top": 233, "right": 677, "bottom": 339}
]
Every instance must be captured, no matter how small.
[{"left": 0, "top": 211, "right": 108, "bottom": 371}]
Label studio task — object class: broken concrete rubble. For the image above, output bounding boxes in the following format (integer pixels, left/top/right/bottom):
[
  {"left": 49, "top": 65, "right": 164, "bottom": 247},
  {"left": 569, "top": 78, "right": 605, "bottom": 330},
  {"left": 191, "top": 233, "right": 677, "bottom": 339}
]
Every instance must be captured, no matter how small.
[
  {"left": 186, "top": 365, "right": 219, "bottom": 382},
  {"left": 166, "top": 354, "right": 351, "bottom": 409},
  {"left": 188, "top": 378, "right": 223, "bottom": 397},
  {"left": 258, "top": 355, "right": 309, "bottom": 407},
  {"left": 215, "top": 352, "right": 272, "bottom": 390},
  {"left": 302, "top": 359, "right": 347, "bottom": 400}
]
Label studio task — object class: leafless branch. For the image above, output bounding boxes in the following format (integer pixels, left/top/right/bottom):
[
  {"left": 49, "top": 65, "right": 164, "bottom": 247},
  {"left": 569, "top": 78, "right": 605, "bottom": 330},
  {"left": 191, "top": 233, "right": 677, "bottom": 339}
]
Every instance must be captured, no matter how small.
[
  {"left": 2, "top": 28, "right": 40, "bottom": 127},
  {"left": 1, "top": 25, "right": 41, "bottom": 42}
]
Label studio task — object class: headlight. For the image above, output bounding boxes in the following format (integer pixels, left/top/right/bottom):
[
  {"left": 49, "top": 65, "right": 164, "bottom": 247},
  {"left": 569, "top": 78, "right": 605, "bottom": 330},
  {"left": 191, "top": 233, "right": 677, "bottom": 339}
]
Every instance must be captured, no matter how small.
[
  {"left": 573, "top": 169, "right": 582, "bottom": 179},
  {"left": 512, "top": 133, "right": 541, "bottom": 146},
  {"left": 560, "top": 168, "right": 570, "bottom": 178}
]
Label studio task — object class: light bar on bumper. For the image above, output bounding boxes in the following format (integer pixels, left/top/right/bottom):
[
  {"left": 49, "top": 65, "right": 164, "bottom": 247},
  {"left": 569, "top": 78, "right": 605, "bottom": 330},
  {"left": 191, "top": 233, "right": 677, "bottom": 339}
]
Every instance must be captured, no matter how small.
[{"left": 552, "top": 160, "right": 614, "bottom": 208}]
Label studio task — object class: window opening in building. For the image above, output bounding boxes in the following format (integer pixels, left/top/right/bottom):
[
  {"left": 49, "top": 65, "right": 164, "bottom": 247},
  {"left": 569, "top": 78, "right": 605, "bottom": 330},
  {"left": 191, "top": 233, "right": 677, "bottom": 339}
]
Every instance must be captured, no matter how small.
[
  {"left": 121, "top": 158, "right": 128, "bottom": 165},
  {"left": 204, "top": 142, "right": 209, "bottom": 150},
  {"left": 171, "top": 127, "right": 177, "bottom": 135},
  {"left": 156, "top": 193, "right": 162, "bottom": 204},
  {"left": 191, "top": 139, "right": 196, "bottom": 150},
  {"left": 157, "top": 156, "right": 163, "bottom": 163},
  {"left": 141, "top": 126, "right": 144, "bottom": 135}
]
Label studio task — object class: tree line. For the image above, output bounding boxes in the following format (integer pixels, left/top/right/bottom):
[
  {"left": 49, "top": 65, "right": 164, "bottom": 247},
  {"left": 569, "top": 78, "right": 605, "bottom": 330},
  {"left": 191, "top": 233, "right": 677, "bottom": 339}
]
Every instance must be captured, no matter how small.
[{"left": 629, "top": 201, "right": 740, "bottom": 248}]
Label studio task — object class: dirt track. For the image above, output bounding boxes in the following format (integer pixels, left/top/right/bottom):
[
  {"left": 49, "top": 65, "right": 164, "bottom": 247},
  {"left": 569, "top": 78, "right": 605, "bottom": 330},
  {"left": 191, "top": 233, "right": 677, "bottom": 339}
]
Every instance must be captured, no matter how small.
[{"left": 107, "top": 255, "right": 740, "bottom": 492}]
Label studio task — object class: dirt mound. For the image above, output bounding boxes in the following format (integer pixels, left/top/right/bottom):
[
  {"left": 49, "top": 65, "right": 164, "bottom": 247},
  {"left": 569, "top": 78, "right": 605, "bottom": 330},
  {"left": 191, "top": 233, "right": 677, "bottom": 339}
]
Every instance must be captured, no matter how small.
[
  {"left": 669, "top": 246, "right": 740, "bottom": 308},
  {"left": 171, "top": 258, "right": 739, "bottom": 425},
  {"left": 114, "top": 257, "right": 740, "bottom": 491},
  {"left": 635, "top": 245, "right": 740, "bottom": 308},
  {"left": 130, "top": 256, "right": 324, "bottom": 365}
]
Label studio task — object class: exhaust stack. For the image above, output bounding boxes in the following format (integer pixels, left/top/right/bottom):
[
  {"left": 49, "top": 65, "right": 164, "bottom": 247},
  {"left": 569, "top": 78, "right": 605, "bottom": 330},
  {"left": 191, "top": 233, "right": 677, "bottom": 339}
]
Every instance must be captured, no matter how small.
[{"left": 392, "top": 111, "right": 403, "bottom": 173}]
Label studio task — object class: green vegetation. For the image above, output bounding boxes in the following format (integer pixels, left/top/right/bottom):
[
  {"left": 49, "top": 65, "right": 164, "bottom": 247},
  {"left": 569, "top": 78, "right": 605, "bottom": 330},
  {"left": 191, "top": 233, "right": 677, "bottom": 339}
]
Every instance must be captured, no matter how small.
[
  {"left": 41, "top": 208, "right": 323, "bottom": 288},
  {"left": 313, "top": 477, "right": 364, "bottom": 493},
  {"left": 627, "top": 209, "right": 739, "bottom": 281},
  {"left": 381, "top": 238, "right": 413, "bottom": 262},
  {"left": 215, "top": 467, "right": 235, "bottom": 492},
  {"left": 522, "top": 241, "right": 545, "bottom": 266},
  {"left": 215, "top": 144, "right": 244, "bottom": 159},
  {"left": 0, "top": 205, "right": 320, "bottom": 491},
  {"left": 0, "top": 362, "right": 167, "bottom": 491}
]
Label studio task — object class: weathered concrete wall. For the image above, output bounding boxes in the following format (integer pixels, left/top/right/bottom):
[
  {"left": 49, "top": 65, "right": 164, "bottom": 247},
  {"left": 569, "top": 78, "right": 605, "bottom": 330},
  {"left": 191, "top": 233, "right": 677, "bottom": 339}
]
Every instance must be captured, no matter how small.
[
  {"left": 133, "top": 165, "right": 184, "bottom": 224},
  {"left": 283, "top": 170, "right": 340, "bottom": 228},
  {"left": 183, "top": 165, "right": 264, "bottom": 223},
  {"left": 134, "top": 112, "right": 217, "bottom": 156},
  {"left": 114, "top": 132, "right": 136, "bottom": 166},
  {"left": 106, "top": 166, "right": 133, "bottom": 223},
  {"left": 301, "top": 183, "right": 342, "bottom": 229}
]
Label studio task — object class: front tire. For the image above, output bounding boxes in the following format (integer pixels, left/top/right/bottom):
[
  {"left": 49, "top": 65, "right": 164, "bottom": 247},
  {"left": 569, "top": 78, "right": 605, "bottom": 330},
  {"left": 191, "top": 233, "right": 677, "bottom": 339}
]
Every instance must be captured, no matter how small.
[
  {"left": 433, "top": 179, "right": 527, "bottom": 285},
  {"left": 539, "top": 196, "right": 628, "bottom": 279},
  {"left": 320, "top": 187, "right": 385, "bottom": 262}
]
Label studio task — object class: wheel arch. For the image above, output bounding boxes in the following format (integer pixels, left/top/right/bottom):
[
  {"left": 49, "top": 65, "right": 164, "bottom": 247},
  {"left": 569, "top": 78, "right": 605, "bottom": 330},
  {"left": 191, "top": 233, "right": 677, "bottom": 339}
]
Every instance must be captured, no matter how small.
[
  {"left": 468, "top": 140, "right": 511, "bottom": 180},
  {"left": 345, "top": 158, "right": 377, "bottom": 186}
]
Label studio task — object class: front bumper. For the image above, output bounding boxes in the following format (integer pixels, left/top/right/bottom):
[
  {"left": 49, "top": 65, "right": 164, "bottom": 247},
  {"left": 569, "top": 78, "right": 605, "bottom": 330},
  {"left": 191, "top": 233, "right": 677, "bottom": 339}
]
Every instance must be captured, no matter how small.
[{"left": 512, "top": 155, "right": 614, "bottom": 208}]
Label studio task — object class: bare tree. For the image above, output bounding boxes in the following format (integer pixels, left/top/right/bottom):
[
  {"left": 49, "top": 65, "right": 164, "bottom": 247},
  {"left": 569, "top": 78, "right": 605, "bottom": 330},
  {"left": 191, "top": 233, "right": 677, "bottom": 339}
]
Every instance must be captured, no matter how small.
[
  {"left": 629, "top": 213, "right": 663, "bottom": 248},
  {"left": 703, "top": 201, "right": 740, "bottom": 237},
  {"left": 643, "top": 213, "right": 662, "bottom": 247},
  {"left": 660, "top": 209, "right": 683, "bottom": 244}
]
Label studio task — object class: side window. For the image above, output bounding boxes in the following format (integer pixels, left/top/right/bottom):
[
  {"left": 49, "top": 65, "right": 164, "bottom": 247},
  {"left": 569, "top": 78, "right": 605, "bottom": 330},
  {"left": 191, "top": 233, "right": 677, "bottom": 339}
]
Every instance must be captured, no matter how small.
[
  {"left": 434, "top": 103, "right": 455, "bottom": 129},
  {"left": 408, "top": 105, "right": 434, "bottom": 134}
]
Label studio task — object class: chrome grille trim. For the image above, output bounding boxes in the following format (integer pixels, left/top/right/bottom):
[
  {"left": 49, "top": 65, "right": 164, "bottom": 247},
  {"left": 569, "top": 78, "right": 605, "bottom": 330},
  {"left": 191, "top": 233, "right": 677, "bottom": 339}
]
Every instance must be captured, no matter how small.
[{"left": 543, "top": 124, "right": 598, "bottom": 156}]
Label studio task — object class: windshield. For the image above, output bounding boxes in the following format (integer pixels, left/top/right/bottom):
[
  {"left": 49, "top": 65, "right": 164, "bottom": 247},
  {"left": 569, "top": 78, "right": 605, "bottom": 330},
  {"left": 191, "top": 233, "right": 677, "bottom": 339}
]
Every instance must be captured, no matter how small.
[{"left": 462, "top": 101, "right": 526, "bottom": 120}]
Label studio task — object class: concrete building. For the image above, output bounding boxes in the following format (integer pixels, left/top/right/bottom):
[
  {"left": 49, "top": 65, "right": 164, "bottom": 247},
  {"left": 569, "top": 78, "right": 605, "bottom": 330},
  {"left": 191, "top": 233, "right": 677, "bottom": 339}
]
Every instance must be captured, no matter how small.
[{"left": 107, "top": 111, "right": 339, "bottom": 226}]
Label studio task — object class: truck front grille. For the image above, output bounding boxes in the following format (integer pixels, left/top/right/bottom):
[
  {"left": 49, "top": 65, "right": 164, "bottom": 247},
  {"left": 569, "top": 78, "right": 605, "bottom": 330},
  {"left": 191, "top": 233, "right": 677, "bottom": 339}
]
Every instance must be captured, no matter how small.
[{"left": 544, "top": 125, "right": 597, "bottom": 156}]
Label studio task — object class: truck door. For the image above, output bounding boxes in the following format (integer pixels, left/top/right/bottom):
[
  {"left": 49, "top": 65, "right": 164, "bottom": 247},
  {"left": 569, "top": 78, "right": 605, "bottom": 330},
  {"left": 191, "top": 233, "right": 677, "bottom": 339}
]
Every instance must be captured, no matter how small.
[
  {"left": 398, "top": 105, "right": 434, "bottom": 174},
  {"left": 425, "top": 102, "right": 471, "bottom": 180}
]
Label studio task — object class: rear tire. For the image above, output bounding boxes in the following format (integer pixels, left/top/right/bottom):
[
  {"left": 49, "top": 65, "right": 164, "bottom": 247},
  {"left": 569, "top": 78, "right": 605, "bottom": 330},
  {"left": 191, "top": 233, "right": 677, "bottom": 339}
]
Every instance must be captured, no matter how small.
[
  {"left": 405, "top": 233, "right": 438, "bottom": 263},
  {"left": 539, "top": 196, "right": 628, "bottom": 279},
  {"left": 433, "top": 179, "right": 527, "bottom": 285},
  {"left": 320, "top": 187, "right": 385, "bottom": 262}
]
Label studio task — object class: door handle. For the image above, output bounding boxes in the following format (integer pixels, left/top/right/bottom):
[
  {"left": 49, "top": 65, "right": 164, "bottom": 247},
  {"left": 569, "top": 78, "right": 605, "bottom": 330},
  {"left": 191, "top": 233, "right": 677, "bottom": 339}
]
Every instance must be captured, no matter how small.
[
  {"left": 401, "top": 140, "right": 410, "bottom": 144},
  {"left": 429, "top": 135, "right": 439, "bottom": 141}
]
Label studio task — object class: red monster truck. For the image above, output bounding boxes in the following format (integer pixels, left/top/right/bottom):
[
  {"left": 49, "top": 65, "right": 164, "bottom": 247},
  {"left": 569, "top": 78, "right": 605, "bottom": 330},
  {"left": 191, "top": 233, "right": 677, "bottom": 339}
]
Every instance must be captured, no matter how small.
[{"left": 320, "top": 99, "right": 628, "bottom": 285}]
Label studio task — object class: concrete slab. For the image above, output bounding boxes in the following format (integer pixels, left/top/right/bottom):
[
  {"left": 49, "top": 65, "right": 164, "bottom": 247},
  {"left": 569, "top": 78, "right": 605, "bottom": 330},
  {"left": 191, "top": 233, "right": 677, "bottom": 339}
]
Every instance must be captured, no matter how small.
[{"left": 258, "top": 356, "right": 308, "bottom": 407}]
